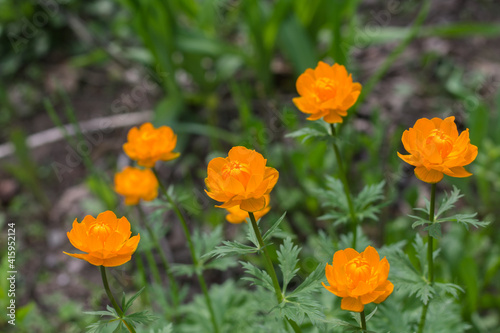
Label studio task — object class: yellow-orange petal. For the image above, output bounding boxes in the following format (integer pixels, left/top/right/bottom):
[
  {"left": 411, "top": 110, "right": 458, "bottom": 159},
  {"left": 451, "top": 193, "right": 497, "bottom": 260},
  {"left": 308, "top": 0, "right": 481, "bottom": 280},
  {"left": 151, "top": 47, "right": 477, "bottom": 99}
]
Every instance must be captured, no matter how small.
[
  {"left": 240, "top": 197, "right": 266, "bottom": 212},
  {"left": 341, "top": 297, "right": 364, "bottom": 312},
  {"left": 414, "top": 166, "right": 444, "bottom": 184},
  {"left": 343, "top": 248, "right": 360, "bottom": 261},
  {"left": 102, "top": 255, "right": 133, "bottom": 267},
  {"left": 374, "top": 281, "right": 394, "bottom": 303},
  {"left": 363, "top": 246, "right": 380, "bottom": 267},
  {"left": 443, "top": 166, "right": 472, "bottom": 178}
]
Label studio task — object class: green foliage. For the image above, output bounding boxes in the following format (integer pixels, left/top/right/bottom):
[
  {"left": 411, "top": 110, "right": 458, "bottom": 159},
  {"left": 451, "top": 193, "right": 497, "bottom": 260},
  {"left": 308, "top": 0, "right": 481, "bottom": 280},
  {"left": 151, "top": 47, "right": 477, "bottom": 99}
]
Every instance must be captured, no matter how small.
[
  {"left": 206, "top": 213, "right": 287, "bottom": 259},
  {"left": 85, "top": 288, "right": 156, "bottom": 333},
  {"left": 286, "top": 121, "right": 332, "bottom": 143},
  {"left": 277, "top": 238, "right": 301, "bottom": 294},
  {"left": 388, "top": 235, "right": 463, "bottom": 306},
  {"left": 317, "top": 177, "right": 385, "bottom": 227},
  {"left": 410, "top": 186, "right": 489, "bottom": 238}
]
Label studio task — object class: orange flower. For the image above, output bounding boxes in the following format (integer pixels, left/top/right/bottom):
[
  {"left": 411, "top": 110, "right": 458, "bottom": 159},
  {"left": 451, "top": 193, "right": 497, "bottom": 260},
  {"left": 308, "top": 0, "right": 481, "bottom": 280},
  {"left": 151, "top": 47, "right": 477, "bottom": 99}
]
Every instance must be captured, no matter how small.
[
  {"left": 224, "top": 195, "right": 271, "bottom": 224},
  {"left": 205, "top": 146, "right": 279, "bottom": 212},
  {"left": 64, "top": 211, "right": 140, "bottom": 267},
  {"left": 123, "top": 122, "right": 180, "bottom": 167},
  {"left": 322, "top": 246, "right": 394, "bottom": 312},
  {"left": 114, "top": 166, "right": 158, "bottom": 205},
  {"left": 292, "top": 61, "right": 362, "bottom": 123},
  {"left": 397, "top": 116, "right": 478, "bottom": 183}
]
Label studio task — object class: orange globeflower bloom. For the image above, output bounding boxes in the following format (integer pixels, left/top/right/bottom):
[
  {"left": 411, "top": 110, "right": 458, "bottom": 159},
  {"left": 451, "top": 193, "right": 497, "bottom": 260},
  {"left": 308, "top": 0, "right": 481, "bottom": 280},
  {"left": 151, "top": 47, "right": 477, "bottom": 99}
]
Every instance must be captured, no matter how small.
[
  {"left": 123, "top": 122, "right": 180, "bottom": 167},
  {"left": 64, "top": 211, "right": 140, "bottom": 267},
  {"left": 322, "top": 246, "right": 394, "bottom": 312},
  {"left": 114, "top": 166, "right": 158, "bottom": 205},
  {"left": 224, "top": 195, "right": 271, "bottom": 224},
  {"left": 292, "top": 61, "right": 362, "bottom": 123},
  {"left": 205, "top": 146, "right": 279, "bottom": 212},
  {"left": 397, "top": 116, "right": 478, "bottom": 184}
]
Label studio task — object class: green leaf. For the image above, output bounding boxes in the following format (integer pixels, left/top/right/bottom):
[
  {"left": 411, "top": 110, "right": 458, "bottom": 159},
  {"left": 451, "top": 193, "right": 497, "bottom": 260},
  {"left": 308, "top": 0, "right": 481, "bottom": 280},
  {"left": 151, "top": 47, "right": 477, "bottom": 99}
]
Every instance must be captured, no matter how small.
[
  {"left": 289, "top": 263, "right": 324, "bottom": 297},
  {"left": 434, "top": 282, "right": 464, "bottom": 299},
  {"left": 240, "top": 261, "right": 275, "bottom": 292},
  {"left": 277, "top": 238, "right": 301, "bottom": 294},
  {"left": 123, "top": 287, "right": 145, "bottom": 313},
  {"left": 365, "top": 306, "right": 378, "bottom": 322},
  {"left": 262, "top": 212, "right": 287, "bottom": 242},
  {"left": 278, "top": 296, "right": 325, "bottom": 325},
  {"left": 424, "top": 223, "right": 442, "bottom": 239},
  {"left": 125, "top": 310, "right": 157, "bottom": 325},
  {"left": 316, "top": 176, "right": 349, "bottom": 225},
  {"left": 84, "top": 310, "right": 117, "bottom": 318},
  {"left": 436, "top": 186, "right": 463, "bottom": 218},
  {"left": 204, "top": 240, "right": 258, "bottom": 259},
  {"left": 437, "top": 213, "right": 490, "bottom": 230},
  {"left": 285, "top": 122, "right": 331, "bottom": 143},
  {"left": 355, "top": 181, "right": 385, "bottom": 211}
]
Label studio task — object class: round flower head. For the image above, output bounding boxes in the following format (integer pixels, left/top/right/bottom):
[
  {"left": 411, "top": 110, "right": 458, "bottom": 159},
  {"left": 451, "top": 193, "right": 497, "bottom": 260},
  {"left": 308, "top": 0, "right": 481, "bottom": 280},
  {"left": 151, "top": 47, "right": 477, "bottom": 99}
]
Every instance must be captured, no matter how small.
[
  {"left": 224, "top": 195, "right": 271, "bottom": 224},
  {"left": 64, "top": 211, "right": 140, "bottom": 267},
  {"left": 114, "top": 166, "right": 158, "bottom": 205},
  {"left": 205, "top": 146, "right": 279, "bottom": 212},
  {"left": 322, "top": 246, "right": 394, "bottom": 312},
  {"left": 397, "top": 116, "right": 478, "bottom": 183},
  {"left": 123, "top": 122, "right": 180, "bottom": 167},
  {"left": 292, "top": 61, "right": 362, "bottom": 123}
]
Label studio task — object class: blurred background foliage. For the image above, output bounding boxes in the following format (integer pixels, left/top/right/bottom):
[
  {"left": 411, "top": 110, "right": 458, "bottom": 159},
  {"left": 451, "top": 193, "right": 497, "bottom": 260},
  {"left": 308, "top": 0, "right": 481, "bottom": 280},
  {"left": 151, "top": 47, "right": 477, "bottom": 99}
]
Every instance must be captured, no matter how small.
[{"left": 0, "top": 0, "right": 499, "bottom": 332}]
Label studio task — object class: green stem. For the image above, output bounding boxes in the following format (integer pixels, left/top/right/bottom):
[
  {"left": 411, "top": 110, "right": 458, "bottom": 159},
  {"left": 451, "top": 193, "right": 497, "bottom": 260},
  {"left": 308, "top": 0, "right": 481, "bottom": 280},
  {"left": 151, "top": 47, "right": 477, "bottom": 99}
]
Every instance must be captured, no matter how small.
[
  {"left": 137, "top": 205, "right": 180, "bottom": 309},
  {"left": 330, "top": 124, "right": 358, "bottom": 248},
  {"left": 360, "top": 310, "right": 367, "bottom": 331},
  {"left": 153, "top": 170, "right": 220, "bottom": 333},
  {"left": 99, "top": 266, "right": 136, "bottom": 333},
  {"left": 417, "top": 183, "right": 437, "bottom": 333},
  {"left": 248, "top": 213, "right": 302, "bottom": 333}
]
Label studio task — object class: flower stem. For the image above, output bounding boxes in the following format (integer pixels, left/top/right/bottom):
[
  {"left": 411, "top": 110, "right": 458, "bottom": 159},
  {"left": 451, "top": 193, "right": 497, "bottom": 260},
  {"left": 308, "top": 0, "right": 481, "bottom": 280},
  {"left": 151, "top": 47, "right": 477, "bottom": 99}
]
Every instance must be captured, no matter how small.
[
  {"left": 99, "top": 266, "right": 136, "bottom": 333},
  {"left": 360, "top": 310, "right": 367, "bottom": 331},
  {"left": 248, "top": 212, "right": 302, "bottom": 333},
  {"left": 417, "top": 183, "right": 437, "bottom": 333},
  {"left": 153, "top": 169, "right": 220, "bottom": 333},
  {"left": 136, "top": 205, "right": 180, "bottom": 310},
  {"left": 329, "top": 124, "right": 358, "bottom": 249}
]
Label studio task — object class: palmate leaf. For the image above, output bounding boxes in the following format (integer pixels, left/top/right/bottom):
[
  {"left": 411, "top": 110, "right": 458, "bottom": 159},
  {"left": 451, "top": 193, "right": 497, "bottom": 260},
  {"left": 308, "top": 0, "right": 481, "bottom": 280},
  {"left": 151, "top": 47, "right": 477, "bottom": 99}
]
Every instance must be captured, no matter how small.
[
  {"left": 318, "top": 179, "right": 385, "bottom": 225},
  {"left": 204, "top": 240, "right": 259, "bottom": 259},
  {"left": 434, "top": 282, "right": 464, "bottom": 299},
  {"left": 277, "top": 238, "right": 301, "bottom": 294},
  {"left": 192, "top": 225, "right": 224, "bottom": 260},
  {"left": 240, "top": 261, "right": 275, "bottom": 292},
  {"left": 316, "top": 176, "right": 349, "bottom": 213},
  {"left": 410, "top": 186, "right": 489, "bottom": 233},
  {"left": 289, "top": 263, "right": 324, "bottom": 297},
  {"left": 354, "top": 181, "right": 385, "bottom": 219},
  {"left": 285, "top": 122, "right": 331, "bottom": 143},
  {"left": 124, "top": 311, "right": 157, "bottom": 325},
  {"left": 277, "top": 296, "right": 325, "bottom": 325},
  {"left": 435, "top": 186, "right": 463, "bottom": 218},
  {"left": 437, "top": 213, "right": 490, "bottom": 230}
]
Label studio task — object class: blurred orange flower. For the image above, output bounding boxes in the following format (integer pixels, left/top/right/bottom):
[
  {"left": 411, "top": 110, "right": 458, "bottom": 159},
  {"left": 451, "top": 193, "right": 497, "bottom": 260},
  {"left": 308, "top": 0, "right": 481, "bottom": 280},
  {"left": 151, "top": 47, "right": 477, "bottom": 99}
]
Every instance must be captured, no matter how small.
[
  {"left": 224, "top": 195, "right": 271, "bottom": 224},
  {"left": 322, "top": 246, "right": 393, "bottom": 312},
  {"left": 397, "top": 116, "right": 478, "bottom": 183},
  {"left": 64, "top": 211, "right": 140, "bottom": 267},
  {"left": 123, "top": 122, "right": 180, "bottom": 167},
  {"left": 114, "top": 166, "right": 158, "bottom": 205},
  {"left": 292, "top": 61, "right": 362, "bottom": 123},
  {"left": 205, "top": 146, "right": 278, "bottom": 212}
]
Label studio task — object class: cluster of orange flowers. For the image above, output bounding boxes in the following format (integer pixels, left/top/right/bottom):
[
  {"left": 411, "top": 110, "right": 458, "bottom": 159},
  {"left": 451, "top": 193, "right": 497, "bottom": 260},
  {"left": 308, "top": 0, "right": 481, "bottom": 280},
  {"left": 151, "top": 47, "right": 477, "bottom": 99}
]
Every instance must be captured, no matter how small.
[{"left": 65, "top": 60, "right": 478, "bottom": 313}]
